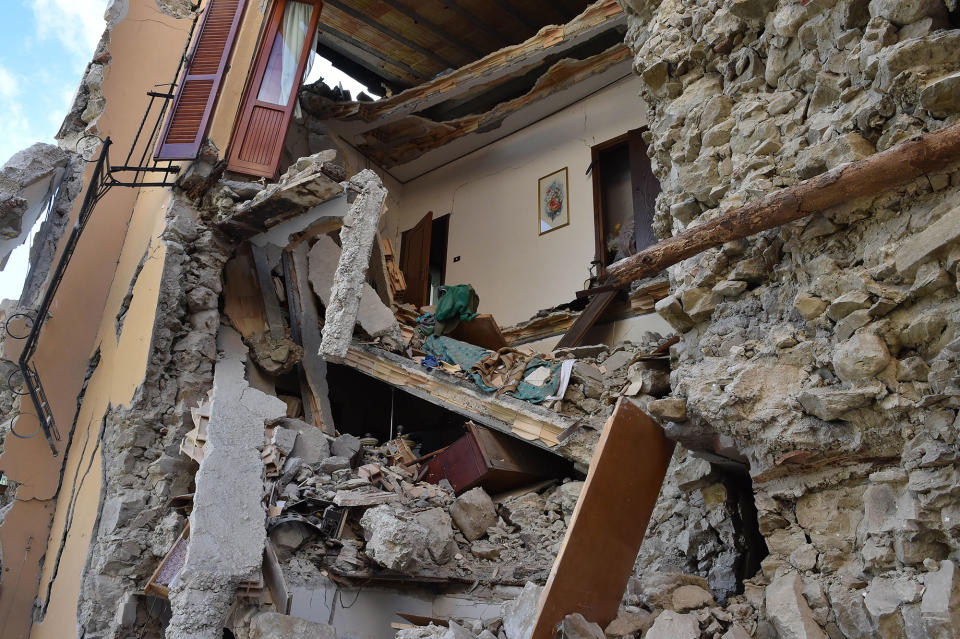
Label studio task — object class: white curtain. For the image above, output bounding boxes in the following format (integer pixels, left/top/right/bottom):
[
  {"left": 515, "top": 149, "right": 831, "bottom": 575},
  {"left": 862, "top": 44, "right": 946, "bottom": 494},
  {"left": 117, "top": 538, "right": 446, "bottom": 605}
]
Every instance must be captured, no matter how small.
[{"left": 257, "top": 1, "right": 314, "bottom": 107}]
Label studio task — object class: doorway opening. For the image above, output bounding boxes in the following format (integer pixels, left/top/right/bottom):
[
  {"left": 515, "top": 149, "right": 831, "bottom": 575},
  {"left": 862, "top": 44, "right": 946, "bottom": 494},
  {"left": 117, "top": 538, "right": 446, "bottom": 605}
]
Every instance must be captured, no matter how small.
[{"left": 590, "top": 129, "right": 660, "bottom": 270}]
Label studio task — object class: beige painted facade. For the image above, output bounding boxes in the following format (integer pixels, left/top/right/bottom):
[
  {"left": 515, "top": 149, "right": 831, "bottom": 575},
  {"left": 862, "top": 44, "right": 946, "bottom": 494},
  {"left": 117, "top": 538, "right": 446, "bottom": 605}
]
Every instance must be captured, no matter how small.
[{"left": 0, "top": 4, "right": 194, "bottom": 638}]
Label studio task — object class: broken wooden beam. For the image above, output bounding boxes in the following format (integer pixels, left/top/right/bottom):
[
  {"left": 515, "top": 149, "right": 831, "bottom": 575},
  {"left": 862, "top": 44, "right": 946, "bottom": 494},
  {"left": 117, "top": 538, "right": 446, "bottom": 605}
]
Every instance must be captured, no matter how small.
[
  {"left": 606, "top": 121, "right": 960, "bottom": 287},
  {"left": 530, "top": 398, "right": 675, "bottom": 639}
]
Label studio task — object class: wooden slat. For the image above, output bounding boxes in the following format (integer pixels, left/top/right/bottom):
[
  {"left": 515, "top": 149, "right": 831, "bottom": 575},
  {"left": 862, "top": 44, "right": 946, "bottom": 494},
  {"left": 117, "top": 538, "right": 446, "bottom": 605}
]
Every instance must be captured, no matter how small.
[
  {"left": 554, "top": 290, "right": 618, "bottom": 349},
  {"left": 156, "top": 0, "right": 247, "bottom": 159},
  {"left": 531, "top": 399, "right": 675, "bottom": 639}
]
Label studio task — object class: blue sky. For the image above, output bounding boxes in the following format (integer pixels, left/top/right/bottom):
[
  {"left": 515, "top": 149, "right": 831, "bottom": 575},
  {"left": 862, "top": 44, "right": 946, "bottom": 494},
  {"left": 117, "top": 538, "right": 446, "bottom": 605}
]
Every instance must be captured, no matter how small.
[
  {"left": 0, "top": 0, "right": 108, "bottom": 300},
  {"left": 0, "top": 0, "right": 373, "bottom": 302}
]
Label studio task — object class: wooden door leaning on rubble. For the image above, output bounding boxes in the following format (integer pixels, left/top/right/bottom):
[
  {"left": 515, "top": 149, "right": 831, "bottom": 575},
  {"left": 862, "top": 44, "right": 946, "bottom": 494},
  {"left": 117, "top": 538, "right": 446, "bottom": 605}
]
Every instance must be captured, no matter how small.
[{"left": 400, "top": 211, "right": 432, "bottom": 309}]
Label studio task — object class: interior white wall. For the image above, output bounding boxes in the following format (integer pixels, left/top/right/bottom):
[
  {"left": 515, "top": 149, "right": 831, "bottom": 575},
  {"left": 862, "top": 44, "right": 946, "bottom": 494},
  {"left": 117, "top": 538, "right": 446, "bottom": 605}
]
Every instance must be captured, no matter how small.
[{"left": 394, "top": 75, "right": 649, "bottom": 327}]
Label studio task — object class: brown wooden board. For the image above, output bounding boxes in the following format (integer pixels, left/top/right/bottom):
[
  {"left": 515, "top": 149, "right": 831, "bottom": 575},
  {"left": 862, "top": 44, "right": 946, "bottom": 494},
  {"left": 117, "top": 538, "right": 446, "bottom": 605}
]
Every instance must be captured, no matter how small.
[
  {"left": 448, "top": 314, "right": 508, "bottom": 351},
  {"left": 223, "top": 244, "right": 269, "bottom": 340},
  {"left": 554, "top": 289, "right": 619, "bottom": 349},
  {"left": 399, "top": 211, "right": 432, "bottom": 308},
  {"left": 530, "top": 399, "right": 675, "bottom": 639}
]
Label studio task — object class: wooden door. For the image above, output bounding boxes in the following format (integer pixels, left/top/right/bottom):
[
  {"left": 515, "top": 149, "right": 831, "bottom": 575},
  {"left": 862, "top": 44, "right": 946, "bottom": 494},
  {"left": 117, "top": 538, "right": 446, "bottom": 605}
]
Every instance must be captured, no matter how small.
[
  {"left": 399, "top": 211, "right": 432, "bottom": 308},
  {"left": 226, "top": 0, "right": 323, "bottom": 178}
]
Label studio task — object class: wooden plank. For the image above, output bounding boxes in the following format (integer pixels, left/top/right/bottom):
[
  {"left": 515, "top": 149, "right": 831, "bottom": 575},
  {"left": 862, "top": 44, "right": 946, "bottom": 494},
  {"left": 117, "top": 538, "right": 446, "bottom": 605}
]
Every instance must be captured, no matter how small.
[
  {"left": 448, "top": 314, "right": 509, "bottom": 351},
  {"left": 530, "top": 399, "right": 675, "bottom": 639},
  {"left": 369, "top": 231, "right": 394, "bottom": 309},
  {"left": 607, "top": 119, "right": 960, "bottom": 287},
  {"left": 263, "top": 541, "right": 290, "bottom": 614},
  {"left": 554, "top": 290, "right": 619, "bottom": 349},
  {"left": 222, "top": 246, "right": 269, "bottom": 340},
  {"left": 249, "top": 244, "right": 285, "bottom": 340},
  {"left": 284, "top": 245, "right": 336, "bottom": 434}
]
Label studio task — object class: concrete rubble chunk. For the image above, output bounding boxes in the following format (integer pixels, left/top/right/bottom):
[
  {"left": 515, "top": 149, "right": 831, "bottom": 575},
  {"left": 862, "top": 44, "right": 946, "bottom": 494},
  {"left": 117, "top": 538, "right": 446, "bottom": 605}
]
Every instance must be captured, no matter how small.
[
  {"left": 645, "top": 611, "right": 700, "bottom": 639},
  {"left": 217, "top": 150, "right": 345, "bottom": 238},
  {"left": 449, "top": 487, "right": 499, "bottom": 541},
  {"left": 502, "top": 582, "right": 542, "bottom": 639},
  {"left": 167, "top": 327, "right": 288, "bottom": 639},
  {"left": 413, "top": 507, "right": 457, "bottom": 564},
  {"left": 0, "top": 142, "right": 73, "bottom": 268},
  {"left": 269, "top": 417, "right": 331, "bottom": 465},
  {"left": 558, "top": 613, "right": 605, "bottom": 639},
  {"left": 249, "top": 612, "right": 337, "bottom": 639},
  {"left": 360, "top": 505, "right": 435, "bottom": 572},
  {"left": 309, "top": 234, "right": 404, "bottom": 354},
  {"left": 318, "top": 170, "right": 404, "bottom": 361},
  {"left": 331, "top": 433, "right": 362, "bottom": 460},
  {"left": 765, "top": 573, "right": 828, "bottom": 639}
]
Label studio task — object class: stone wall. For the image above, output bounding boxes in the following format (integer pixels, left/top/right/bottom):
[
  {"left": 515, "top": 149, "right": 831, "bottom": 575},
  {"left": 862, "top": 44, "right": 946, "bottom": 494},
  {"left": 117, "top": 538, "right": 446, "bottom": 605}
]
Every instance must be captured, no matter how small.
[
  {"left": 76, "top": 195, "right": 232, "bottom": 638},
  {"left": 619, "top": 0, "right": 960, "bottom": 635}
]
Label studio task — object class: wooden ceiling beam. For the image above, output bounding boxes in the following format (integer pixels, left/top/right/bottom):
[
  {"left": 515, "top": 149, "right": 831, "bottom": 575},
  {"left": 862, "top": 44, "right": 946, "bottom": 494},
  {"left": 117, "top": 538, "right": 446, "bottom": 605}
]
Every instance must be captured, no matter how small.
[
  {"left": 323, "top": 0, "right": 458, "bottom": 71},
  {"left": 493, "top": 0, "right": 538, "bottom": 33},
  {"left": 443, "top": 0, "right": 513, "bottom": 47},
  {"left": 379, "top": 0, "right": 484, "bottom": 59},
  {"left": 317, "top": 24, "right": 429, "bottom": 83}
]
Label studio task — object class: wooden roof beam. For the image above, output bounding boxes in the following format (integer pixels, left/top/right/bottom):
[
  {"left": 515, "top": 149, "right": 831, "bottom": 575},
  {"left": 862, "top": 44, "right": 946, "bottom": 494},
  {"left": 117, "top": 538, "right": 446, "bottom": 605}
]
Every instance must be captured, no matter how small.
[
  {"left": 493, "top": 0, "right": 539, "bottom": 33},
  {"left": 323, "top": 0, "right": 460, "bottom": 72},
  {"left": 379, "top": 0, "right": 484, "bottom": 59},
  {"left": 303, "top": 0, "right": 624, "bottom": 125},
  {"left": 443, "top": 0, "right": 513, "bottom": 48},
  {"left": 317, "top": 24, "right": 430, "bottom": 84}
]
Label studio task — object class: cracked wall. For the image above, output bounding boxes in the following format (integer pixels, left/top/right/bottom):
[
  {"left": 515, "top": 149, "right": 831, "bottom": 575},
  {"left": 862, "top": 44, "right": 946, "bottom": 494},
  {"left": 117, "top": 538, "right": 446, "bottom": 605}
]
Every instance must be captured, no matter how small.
[{"left": 617, "top": 0, "right": 960, "bottom": 635}]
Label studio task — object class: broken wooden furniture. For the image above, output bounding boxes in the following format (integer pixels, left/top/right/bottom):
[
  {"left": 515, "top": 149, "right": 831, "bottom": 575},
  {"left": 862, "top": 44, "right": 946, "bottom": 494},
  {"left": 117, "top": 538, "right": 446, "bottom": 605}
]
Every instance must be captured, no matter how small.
[
  {"left": 420, "top": 422, "right": 570, "bottom": 494},
  {"left": 530, "top": 398, "right": 675, "bottom": 639}
]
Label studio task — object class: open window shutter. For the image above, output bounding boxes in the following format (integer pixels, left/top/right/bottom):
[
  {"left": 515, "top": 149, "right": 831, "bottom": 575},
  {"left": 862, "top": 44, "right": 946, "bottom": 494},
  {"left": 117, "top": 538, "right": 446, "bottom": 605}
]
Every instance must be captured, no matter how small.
[
  {"left": 226, "top": 0, "right": 323, "bottom": 179},
  {"left": 155, "top": 0, "right": 247, "bottom": 160}
]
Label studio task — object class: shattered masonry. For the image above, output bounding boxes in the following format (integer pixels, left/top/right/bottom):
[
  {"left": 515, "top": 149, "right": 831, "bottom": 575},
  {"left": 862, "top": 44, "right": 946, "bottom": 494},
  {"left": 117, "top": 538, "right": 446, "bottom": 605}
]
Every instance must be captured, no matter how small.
[{"left": 0, "top": 0, "right": 958, "bottom": 638}]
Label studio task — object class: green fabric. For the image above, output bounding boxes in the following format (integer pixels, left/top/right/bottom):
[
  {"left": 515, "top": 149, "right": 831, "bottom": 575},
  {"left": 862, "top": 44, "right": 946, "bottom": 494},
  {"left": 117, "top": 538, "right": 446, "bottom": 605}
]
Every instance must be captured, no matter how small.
[
  {"left": 423, "top": 335, "right": 495, "bottom": 390},
  {"left": 513, "top": 358, "right": 563, "bottom": 403},
  {"left": 434, "top": 285, "right": 479, "bottom": 335},
  {"left": 422, "top": 335, "right": 562, "bottom": 404}
]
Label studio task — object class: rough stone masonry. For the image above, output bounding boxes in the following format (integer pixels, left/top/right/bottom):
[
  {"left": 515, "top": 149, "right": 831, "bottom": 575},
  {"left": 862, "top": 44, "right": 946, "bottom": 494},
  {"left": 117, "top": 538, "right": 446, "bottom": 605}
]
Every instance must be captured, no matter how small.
[{"left": 615, "top": 0, "right": 960, "bottom": 635}]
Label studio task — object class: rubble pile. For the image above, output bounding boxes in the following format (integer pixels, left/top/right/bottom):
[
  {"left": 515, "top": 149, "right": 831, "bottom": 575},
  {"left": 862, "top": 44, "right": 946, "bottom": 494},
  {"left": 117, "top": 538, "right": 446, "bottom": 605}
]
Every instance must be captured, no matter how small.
[
  {"left": 617, "top": 0, "right": 960, "bottom": 635},
  {"left": 256, "top": 420, "right": 584, "bottom": 586}
]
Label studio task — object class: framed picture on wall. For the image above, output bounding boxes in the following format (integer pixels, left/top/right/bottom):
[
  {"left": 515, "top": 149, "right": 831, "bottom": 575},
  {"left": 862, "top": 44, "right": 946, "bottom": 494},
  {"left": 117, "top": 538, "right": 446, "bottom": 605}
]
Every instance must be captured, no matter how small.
[{"left": 538, "top": 167, "right": 570, "bottom": 235}]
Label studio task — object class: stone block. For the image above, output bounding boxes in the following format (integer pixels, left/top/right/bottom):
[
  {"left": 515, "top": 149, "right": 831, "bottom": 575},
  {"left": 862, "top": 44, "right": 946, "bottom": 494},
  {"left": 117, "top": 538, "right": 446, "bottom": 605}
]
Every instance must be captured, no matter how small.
[
  {"left": 502, "top": 582, "right": 542, "bottom": 639},
  {"left": 832, "top": 333, "right": 890, "bottom": 383},
  {"left": 869, "top": 0, "right": 947, "bottom": 25},
  {"left": 655, "top": 294, "right": 694, "bottom": 332},
  {"left": 558, "top": 614, "right": 605, "bottom": 639},
  {"left": 449, "top": 487, "right": 498, "bottom": 541},
  {"left": 765, "top": 572, "right": 828, "bottom": 639},
  {"left": 797, "top": 386, "right": 874, "bottom": 420},
  {"left": 671, "top": 584, "right": 715, "bottom": 612},
  {"left": 920, "top": 560, "right": 960, "bottom": 635},
  {"left": 604, "top": 610, "right": 653, "bottom": 636},
  {"left": 794, "top": 293, "right": 828, "bottom": 320},
  {"left": 647, "top": 398, "right": 687, "bottom": 422},
  {"left": 895, "top": 203, "right": 960, "bottom": 276},
  {"left": 645, "top": 611, "right": 700, "bottom": 639}
]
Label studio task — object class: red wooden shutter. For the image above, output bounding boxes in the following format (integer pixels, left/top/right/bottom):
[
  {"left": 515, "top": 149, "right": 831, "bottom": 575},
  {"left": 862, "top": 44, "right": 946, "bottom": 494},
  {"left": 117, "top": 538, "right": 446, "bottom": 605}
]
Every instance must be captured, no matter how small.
[
  {"left": 155, "top": 0, "right": 248, "bottom": 160},
  {"left": 226, "top": 0, "right": 323, "bottom": 179}
]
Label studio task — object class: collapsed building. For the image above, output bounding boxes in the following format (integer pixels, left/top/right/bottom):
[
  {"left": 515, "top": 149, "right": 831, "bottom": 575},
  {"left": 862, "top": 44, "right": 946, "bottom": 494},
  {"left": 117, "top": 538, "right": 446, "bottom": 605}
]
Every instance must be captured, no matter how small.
[{"left": 0, "top": 0, "right": 958, "bottom": 638}]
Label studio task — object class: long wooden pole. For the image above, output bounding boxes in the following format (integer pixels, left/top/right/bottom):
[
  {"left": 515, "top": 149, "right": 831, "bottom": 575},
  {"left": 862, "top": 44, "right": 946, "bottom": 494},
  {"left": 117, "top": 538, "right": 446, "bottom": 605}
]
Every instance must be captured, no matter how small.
[{"left": 606, "top": 121, "right": 960, "bottom": 287}]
